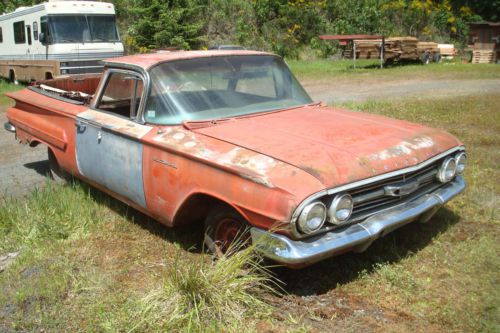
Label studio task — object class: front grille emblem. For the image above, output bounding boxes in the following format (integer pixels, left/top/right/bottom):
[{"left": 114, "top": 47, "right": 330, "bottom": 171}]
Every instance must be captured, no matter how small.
[{"left": 384, "top": 180, "right": 420, "bottom": 197}]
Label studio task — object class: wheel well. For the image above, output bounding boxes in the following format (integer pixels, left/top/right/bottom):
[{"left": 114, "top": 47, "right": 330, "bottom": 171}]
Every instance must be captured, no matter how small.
[
  {"left": 29, "top": 140, "right": 41, "bottom": 147},
  {"left": 173, "top": 193, "right": 243, "bottom": 227},
  {"left": 45, "top": 72, "right": 53, "bottom": 80}
]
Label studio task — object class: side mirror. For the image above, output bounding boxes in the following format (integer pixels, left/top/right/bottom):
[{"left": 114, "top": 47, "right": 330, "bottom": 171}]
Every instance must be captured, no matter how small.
[{"left": 39, "top": 33, "right": 47, "bottom": 44}]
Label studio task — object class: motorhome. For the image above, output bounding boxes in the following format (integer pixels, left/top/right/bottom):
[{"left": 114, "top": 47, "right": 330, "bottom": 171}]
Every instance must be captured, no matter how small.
[{"left": 0, "top": 0, "right": 124, "bottom": 83}]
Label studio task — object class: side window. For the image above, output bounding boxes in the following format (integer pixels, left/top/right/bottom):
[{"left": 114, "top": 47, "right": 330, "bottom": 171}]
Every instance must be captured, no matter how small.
[
  {"left": 26, "top": 25, "right": 32, "bottom": 45},
  {"left": 33, "top": 21, "right": 38, "bottom": 41},
  {"left": 0, "top": 27, "right": 3, "bottom": 43},
  {"left": 96, "top": 72, "right": 144, "bottom": 119},
  {"left": 13, "top": 21, "right": 26, "bottom": 44},
  {"left": 40, "top": 16, "right": 49, "bottom": 43}
]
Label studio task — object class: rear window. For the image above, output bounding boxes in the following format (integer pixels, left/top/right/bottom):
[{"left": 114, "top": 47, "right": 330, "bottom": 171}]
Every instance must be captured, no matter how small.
[{"left": 14, "top": 21, "right": 26, "bottom": 44}]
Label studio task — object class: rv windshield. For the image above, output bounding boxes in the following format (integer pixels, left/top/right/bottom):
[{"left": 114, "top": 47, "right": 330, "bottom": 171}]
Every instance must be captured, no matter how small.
[
  {"left": 144, "top": 55, "right": 313, "bottom": 125},
  {"left": 48, "top": 15, "right": 119, "bottom": 43}
]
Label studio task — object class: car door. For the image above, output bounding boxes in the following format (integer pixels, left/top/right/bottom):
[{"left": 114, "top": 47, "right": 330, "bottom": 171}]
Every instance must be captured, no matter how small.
[{"left": 75, "top": 69, "right": 152, "bottom": 207}]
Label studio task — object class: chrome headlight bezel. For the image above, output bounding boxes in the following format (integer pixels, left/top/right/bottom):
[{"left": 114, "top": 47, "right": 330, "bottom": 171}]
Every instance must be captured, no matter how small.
[
  {"left": 297, "top": 201, "right": 327, "bottom": 234},
  {"left": 437, "top": 157, "right": 457, "bottom": 183},
  {"left": 455, "top": 152, "right": 466, "bottom": 174},
  {"left": 328, "top": 193, "right": 353, "bottom": 225}
]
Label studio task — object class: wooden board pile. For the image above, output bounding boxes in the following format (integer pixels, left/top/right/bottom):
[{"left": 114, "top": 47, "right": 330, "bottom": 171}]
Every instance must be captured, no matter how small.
[
  {"left": 417, "top": 41, "right": 439, "bottom": 53},
  {"left": 438, "top": 44, "right": 456, "bottom": 57},
  {"left": 472, "top": 50, "right": 496, "bottom": 63},
  {"left": 344, "top": 37, "right": 420, "bottom": 61},
  {"left": 385, "top": 37, "right": 419, "bottom": 60}
]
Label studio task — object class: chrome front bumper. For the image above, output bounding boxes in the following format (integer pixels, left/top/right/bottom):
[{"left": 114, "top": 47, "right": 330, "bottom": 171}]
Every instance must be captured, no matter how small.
[{"left": 251, "top": 176, "right": 465, "bottom": 266}]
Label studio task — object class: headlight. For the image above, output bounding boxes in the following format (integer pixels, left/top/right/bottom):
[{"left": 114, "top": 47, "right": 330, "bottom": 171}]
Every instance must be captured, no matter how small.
[
  {"left": 437, "top": 157, "right": 457, "bottom": 183},
  {"left": 328, "top": 193, "right": 353, "bottom": 225},
  {"left": 297, "top": 201, "right": 326, "bottom": 234},
  {"left": 455, "top": 152, "right": 466, "bottom": 174}
]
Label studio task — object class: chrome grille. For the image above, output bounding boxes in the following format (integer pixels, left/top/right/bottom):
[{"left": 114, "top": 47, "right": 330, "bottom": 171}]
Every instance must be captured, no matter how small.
[{"left": 348, "top": 160, "right": 442, "bottom": 222}]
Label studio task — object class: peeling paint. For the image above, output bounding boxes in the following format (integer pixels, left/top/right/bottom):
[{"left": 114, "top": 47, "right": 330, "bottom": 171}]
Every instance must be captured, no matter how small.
[
  {"left": 78, "top": 110, "right": 152, "bottom": 139},
  {"left": 368, "top": 136, "right": 435, "bottom": 161}
]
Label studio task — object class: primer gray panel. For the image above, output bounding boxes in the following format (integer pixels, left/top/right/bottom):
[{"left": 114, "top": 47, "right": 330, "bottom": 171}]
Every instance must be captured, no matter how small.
[{"left": 76, "top": 120, "right": 146, "bottom": 208}]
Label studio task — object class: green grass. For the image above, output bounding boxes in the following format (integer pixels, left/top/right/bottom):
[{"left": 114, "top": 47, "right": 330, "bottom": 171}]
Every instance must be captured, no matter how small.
[
  {"left": 288, "top": 58, "right": 500, "bottom": 82},
  {"left": 0, "top": 80, "right": 23, "bottom": 105},
  {"left": 0, "top": 66, "right": 499, "bottom": 332},
  {"left": 0, "top": 182, "right": 277, "bottom": 332}
]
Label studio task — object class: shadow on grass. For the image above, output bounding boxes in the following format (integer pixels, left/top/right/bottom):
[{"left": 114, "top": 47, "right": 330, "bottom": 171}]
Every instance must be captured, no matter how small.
[
  {"left": 71, "top": 179, "right": 204, "bottom": 252},
  {"left": 273, "top": 207, "right": 460, "bottom": 296}
]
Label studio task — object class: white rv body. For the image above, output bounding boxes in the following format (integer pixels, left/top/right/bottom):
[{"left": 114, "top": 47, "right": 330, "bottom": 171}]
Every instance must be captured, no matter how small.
[{"left": 0, "top": 0, "right": 124, "bottom": 82}]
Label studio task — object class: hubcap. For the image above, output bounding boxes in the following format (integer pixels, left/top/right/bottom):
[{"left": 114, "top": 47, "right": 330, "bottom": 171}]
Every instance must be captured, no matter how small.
[{"left": 214, "top": 218, "right": 245, "bottom": 253}]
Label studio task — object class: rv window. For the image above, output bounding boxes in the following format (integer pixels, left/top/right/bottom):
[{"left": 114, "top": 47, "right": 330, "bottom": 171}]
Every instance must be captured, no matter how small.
[
  {"left": 0, "top": 27, "right": 3, "bottom": 43},
  {"left": 13, "top": 21, "right": 26, "bottom": 44},
  {"left": 40, "top": 16, "right": 50, "bottom": 44},
  {"left": 26, "top": 25, "right": 32, "bottom": 45},
  {"left": 33, "top": 22, "right": 38, "bottom": 40},
  {"left": 97, "top": 72, "right": 144, "bottom": 119}
]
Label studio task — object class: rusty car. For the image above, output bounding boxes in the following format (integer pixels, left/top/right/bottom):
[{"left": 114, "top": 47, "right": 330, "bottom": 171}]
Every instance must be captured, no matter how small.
[{"left": 4, "top": 50, "right": 466, "bottom": 267}]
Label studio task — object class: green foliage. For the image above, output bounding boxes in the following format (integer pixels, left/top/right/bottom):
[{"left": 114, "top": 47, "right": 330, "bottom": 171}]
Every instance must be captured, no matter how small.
[
  {"left": 2, "top": 0, "right": 493, "bottom": 58},
  {"left": 114, "top": 0, "right": 207, "bottom": 53}
]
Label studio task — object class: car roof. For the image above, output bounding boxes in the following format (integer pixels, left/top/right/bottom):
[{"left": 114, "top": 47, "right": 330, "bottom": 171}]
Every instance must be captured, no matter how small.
[{"left": 103, "top": 50, "right": 274, "bottom": 71}]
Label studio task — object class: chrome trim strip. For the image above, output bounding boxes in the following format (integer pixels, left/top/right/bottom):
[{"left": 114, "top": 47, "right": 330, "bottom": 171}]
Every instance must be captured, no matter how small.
[
  {"left": 290, "top": 145, "right": 465, "bottom": 238},
  {"left": 252, "top": 176, "right": 465, "bottom": 266},
  {"left": 60, "top": 66, "right": 103, "bottom": 70}
]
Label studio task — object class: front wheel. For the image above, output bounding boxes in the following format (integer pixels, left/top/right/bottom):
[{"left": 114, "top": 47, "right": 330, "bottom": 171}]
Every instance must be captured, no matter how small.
[{"left": 204, "top": 206, "right": 250, "bottom": 256}]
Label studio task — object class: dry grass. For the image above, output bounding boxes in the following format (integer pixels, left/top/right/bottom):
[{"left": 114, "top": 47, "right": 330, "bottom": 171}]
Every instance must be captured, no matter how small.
[{"left": 0, "top": 70, "right": 499, "bottom": 332}]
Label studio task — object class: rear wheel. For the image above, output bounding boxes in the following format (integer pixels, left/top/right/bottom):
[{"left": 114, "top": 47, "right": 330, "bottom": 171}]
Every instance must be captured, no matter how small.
[
  {"left": 48, "top": 148, "right": 71, "bottom": 183},
  {"left": 204, "top": 206, "right": 250, "bottom": 256}
]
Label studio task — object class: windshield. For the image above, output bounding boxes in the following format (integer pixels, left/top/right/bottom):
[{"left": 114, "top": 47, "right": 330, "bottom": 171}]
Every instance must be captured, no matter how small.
[
  {"left": 48, "top": 15, "right": 119, "bottom": 43},
  {"left": 144, "top": 55, "right": 313, "bottom": 125}
]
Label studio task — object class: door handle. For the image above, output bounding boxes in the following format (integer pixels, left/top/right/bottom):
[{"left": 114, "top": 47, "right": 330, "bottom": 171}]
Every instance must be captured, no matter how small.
[{"left": 75, "top": 122, "right": 86, "bottom": 133}]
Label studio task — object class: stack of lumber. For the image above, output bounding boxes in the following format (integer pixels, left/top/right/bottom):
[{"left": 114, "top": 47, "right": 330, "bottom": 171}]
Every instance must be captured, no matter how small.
[
  {"left": 417, "top": 41, "right": 439, "bottom": 53},
  {"left": 344, "top": 37, "right": 420, "bottom": 60},
  {"left": 345, "top": 39, "right": 382, "bottom": 59},
  {"left": 472, "top": 50, "right": 496, "bottom": 63},
  {"left": 438, "top": 44, "right": 456, "bottom": 57},
  {"left": 385, "top": 37, "right": 419, "bottom": 60}
]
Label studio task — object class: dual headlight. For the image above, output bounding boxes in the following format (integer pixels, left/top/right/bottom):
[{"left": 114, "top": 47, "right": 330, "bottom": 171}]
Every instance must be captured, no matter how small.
[
  {"left": 297, "top": 193, "right": 353, "bottom": 234},
  {"left": 298, "top": 151, "right": 467, "bottom": 235},
  {"left": 437, "top": 152, "right": 466, "bottom": 183}
]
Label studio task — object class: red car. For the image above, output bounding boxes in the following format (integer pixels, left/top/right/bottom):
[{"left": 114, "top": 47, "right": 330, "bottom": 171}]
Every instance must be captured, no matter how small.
[{"left": 4, "top": 50, "right": 466, "bottom": 267}]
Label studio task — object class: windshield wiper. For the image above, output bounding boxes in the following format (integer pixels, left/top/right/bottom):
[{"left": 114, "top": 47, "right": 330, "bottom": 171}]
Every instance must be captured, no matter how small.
[{"left": 182, "top": 117, "right": 235, "bottom": 130}]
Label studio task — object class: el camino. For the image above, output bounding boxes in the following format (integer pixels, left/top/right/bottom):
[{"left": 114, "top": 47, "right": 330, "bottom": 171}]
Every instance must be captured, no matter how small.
[{"left": 4, "top": 51, "right": 466, "bottom": 267}]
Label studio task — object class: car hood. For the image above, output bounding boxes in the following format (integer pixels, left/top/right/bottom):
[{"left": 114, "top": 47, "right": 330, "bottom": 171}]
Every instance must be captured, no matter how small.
[{"left": 191, "top": 105, "right": 462, "bottom": 188}]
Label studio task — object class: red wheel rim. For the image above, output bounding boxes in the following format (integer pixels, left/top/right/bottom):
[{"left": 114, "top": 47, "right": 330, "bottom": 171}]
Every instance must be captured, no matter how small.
[{"left": 214, "top": 218, "right": 245, "bottom": 253}]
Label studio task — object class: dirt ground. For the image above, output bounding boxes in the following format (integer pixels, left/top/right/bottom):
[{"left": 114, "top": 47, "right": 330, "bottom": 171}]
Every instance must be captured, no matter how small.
[
  {"left": 1, "top": 77, "right": 498, "bottom": 199},
  {"left": 0, "top": 104, "right": 49, "bottom": 199}
]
